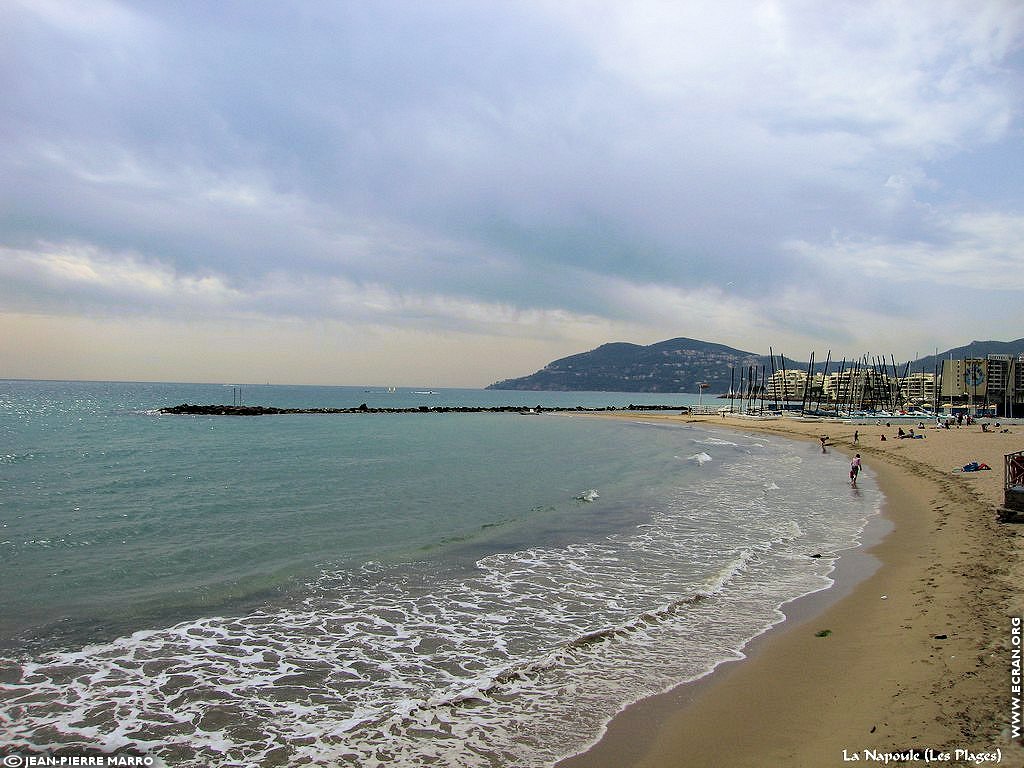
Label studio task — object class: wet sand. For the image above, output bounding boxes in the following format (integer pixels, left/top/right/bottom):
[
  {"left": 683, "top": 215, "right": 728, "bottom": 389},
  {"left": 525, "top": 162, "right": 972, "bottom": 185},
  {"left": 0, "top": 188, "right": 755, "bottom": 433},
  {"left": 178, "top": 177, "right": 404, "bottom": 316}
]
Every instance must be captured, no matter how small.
[{"left": 560, "top": 414, "right": 1024, "bottom": 768}]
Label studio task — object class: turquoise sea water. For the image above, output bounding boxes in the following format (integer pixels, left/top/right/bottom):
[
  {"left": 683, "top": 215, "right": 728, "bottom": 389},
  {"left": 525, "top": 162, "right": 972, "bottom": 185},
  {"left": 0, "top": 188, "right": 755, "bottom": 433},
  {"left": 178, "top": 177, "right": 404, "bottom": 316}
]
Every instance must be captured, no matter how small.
[{"left": 0, "top": 380, "right": 882, "bottom": 766}]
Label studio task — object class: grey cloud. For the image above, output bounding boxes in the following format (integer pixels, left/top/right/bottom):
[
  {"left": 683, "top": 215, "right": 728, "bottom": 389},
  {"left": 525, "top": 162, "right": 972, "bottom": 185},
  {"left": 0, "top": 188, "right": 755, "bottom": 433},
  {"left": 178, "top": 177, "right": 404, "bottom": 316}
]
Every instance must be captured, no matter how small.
[{"left": 1, "top": 0, "right": 1023, "bottom": 364}]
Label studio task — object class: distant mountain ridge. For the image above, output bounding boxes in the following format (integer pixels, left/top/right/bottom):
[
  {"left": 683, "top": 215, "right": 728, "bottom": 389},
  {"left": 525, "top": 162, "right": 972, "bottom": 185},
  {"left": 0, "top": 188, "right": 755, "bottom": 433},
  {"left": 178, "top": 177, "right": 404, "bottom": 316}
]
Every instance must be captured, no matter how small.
[
  {"left": 486, "top": 337, "right": 1024, "bottom": 394},
  {"left": 486, "top": 337, "right": 765, "bottom": 393},
  {"left": 913, "top": 340, "right": 1024, "bottom": 374}
]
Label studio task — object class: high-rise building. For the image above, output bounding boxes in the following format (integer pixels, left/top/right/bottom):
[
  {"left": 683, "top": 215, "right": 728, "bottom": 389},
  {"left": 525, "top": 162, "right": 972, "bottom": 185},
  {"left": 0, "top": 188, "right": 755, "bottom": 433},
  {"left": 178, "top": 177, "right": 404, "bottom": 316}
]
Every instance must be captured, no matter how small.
[{"left": 940, "top": 355, "right": 1022, "bottom": 416}]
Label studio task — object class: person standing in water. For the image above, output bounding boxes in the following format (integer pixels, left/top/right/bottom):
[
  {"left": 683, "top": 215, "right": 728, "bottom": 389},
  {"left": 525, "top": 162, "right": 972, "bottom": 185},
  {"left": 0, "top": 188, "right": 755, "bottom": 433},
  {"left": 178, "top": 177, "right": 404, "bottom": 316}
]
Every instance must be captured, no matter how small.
[{"left": 850, "top": 454, "right": 862, "bottom": 486}]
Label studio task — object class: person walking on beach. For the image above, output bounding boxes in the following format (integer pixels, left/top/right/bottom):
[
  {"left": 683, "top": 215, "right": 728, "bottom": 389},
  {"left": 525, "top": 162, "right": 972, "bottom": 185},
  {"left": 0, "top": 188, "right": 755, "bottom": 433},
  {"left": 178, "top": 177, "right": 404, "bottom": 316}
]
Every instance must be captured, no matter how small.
[
  {"left": 850, "top": 454, "right": 862, "bottom": 486},
  {"left": 853, "top": 429, "right": 859, "bottom": 444}
]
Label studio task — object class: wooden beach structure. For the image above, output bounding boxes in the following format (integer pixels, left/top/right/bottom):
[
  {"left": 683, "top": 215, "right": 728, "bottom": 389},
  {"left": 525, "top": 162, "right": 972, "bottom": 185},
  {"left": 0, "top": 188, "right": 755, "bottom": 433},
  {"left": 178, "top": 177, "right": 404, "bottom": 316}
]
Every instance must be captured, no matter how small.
[{"left": 998, "top": 450, "right": 1024, "bottom": 522}]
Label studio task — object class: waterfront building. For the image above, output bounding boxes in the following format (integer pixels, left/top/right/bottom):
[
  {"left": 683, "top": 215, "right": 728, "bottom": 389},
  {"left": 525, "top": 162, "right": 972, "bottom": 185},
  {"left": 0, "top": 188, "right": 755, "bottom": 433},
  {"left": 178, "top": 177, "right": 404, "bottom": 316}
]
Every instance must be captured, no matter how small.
[
  {"left": 823, "top": 367, "right": 896, "bottom": 411},
  {"left": 764, "top": 369, "right": 812, "bottom": 401},
  {"left": 900, "top": 372, "right": 936, "bottom": 406},
  {"left": 940, "top": 355, "right": 1023, "bottom": 417}
]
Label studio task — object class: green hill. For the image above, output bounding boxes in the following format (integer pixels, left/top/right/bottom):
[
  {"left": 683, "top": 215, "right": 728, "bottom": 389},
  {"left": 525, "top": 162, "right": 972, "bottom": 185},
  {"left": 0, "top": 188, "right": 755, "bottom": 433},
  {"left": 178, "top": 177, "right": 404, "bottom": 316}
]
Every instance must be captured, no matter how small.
[{"left": 486, "top": 337, "right": 765, "bottom": 393}]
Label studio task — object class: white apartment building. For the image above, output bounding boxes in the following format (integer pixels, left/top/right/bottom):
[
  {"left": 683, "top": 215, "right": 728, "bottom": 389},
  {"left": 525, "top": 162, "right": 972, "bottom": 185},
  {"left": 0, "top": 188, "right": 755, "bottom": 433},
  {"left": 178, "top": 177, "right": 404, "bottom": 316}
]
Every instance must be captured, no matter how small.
[{"left": 900, "top": 372, "right": 936, "bottom": 405}]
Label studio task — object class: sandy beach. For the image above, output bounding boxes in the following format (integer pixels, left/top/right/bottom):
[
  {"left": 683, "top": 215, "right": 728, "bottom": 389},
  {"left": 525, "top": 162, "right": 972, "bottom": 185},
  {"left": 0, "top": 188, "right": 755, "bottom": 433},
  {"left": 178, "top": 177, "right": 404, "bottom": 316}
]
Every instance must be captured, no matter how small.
[{"left": 561, "top": 413, "right": 1024, "bottom": 768}]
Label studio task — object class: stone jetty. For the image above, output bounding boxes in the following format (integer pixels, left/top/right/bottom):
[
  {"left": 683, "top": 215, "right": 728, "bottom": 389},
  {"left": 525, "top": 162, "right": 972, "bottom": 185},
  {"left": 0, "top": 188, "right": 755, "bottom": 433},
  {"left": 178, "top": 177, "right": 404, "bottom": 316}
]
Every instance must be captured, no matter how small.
[{"left": 159, "top": 403, "right": 689, "bottom": 416}]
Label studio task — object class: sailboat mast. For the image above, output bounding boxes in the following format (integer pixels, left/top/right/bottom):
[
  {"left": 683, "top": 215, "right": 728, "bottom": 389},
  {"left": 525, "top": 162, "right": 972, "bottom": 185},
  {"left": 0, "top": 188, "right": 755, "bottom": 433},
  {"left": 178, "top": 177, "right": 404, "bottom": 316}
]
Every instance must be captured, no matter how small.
[
  {"left": 801, "top": 352, "right": 814, "bottom": 415},
  {"left": 817, "top": 350, "right": 832, "bottom": 413}
]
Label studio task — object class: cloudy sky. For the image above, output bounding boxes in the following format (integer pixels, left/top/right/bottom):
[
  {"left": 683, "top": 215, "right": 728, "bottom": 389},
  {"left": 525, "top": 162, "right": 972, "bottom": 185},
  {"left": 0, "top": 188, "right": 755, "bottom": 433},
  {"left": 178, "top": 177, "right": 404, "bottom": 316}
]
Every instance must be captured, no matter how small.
[{"left": 2, "top": 0, "right": 1022, "bottom": 387}]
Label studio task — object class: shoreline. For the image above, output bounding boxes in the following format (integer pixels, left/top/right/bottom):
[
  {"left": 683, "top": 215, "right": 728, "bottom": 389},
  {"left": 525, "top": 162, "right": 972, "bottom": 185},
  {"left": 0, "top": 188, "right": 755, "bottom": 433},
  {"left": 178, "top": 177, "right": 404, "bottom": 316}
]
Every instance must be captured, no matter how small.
[{"left": 559, "top": 413, "right": 1023, "bottom": 768}]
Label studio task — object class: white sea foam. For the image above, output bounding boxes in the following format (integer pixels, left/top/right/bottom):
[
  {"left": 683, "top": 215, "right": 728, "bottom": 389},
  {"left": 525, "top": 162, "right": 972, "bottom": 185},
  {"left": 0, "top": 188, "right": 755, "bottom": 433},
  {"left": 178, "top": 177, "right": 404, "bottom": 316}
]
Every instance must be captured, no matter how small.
[
  {"left": 1, "top": 425, "right": 882, "bottom": 768},
  {"left": 694, "top": 437, "right": 738, "bottom": 447}
]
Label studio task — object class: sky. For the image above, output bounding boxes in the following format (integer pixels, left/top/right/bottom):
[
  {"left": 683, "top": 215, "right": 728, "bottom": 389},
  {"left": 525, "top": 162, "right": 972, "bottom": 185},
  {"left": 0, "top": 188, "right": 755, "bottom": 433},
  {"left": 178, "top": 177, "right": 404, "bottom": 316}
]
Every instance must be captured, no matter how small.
[{"left": 1, "top": 0, "right": 1023, "bottom": 387}]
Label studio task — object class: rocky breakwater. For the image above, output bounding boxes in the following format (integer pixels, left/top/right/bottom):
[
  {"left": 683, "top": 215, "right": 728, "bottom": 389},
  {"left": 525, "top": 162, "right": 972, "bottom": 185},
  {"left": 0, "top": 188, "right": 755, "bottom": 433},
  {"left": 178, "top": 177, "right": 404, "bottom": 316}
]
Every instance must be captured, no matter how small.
[{"left": 159, "top": 403, "right": 688, "bottom": 416}]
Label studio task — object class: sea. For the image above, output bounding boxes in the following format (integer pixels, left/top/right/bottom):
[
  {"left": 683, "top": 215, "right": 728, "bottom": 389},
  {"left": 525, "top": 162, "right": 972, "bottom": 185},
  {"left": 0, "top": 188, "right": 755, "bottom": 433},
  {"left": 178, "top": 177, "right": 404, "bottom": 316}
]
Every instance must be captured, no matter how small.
[{"left": 0, "top": 380, "right": 883, "bottom": 767}]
